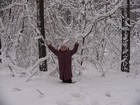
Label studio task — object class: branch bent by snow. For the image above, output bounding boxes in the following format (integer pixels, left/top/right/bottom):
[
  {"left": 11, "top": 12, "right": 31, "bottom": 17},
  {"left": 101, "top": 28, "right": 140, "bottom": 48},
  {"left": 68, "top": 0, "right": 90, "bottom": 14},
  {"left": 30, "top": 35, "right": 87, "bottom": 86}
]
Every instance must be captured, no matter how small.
[
  {"left": 0, "top": 3, "right": 23, "bottom": 11},
  {"left": 7, "top": 55, "right": 49, "bottom": 80},
  {"left": 26, "top": 56, "right": 49, "bottom": 82},
  {"left": 101, "top": 58, "right": 126, "bottom": 77},
  {"left": 83, "top": 0, "right": 125, "bottom": 38}
]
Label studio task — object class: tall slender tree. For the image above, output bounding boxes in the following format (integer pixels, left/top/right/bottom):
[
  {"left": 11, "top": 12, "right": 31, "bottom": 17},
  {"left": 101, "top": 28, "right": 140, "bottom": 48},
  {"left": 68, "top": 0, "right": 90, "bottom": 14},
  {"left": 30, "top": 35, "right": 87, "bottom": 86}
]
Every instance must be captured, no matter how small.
[
  {"left": 121, "top": 0, "right": 130, "bottom": 72},
  {"left": 36, "top": 0, "right": 47, "bottom": 71}
]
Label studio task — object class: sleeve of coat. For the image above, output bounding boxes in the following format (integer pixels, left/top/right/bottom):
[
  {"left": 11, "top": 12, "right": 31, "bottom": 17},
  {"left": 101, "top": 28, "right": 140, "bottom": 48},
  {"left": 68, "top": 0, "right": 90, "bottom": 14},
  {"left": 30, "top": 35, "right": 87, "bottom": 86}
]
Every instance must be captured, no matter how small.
[
  {"left": 48, "top": 45, "right": 59, "bottom": 56},
  {"left": 70, "top": 44, "right": 79, "bottom": 55}
]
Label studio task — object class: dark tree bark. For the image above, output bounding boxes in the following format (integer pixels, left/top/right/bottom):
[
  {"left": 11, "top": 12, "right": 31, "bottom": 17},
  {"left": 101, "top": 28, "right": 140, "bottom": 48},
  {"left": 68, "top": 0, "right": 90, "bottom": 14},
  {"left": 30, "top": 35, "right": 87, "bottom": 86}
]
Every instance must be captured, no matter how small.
[
  {"left": 0, "top": 38, "right": 1, "bottom": 50},
  {"left": 121, "top": 0, "right": 130, "bottom": 72},
  {"left": 36, "top": 0, "right": 47, "bottom": 71},
  {"left": 0, "top": 33, "right": 2, "bottom": 63}
]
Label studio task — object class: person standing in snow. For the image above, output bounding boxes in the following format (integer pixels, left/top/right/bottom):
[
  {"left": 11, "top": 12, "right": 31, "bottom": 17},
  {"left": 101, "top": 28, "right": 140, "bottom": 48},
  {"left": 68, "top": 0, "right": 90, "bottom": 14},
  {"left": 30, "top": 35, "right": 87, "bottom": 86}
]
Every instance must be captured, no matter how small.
[{"left": 46, "top": 41, "right": 79, "bottom": 83}]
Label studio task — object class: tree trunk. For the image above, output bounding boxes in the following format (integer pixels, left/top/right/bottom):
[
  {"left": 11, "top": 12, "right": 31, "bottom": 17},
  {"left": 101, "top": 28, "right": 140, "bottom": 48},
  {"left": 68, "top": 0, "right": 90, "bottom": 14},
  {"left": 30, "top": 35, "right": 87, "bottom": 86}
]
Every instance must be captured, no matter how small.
[
  {"left": 0, "top": 38, "right": 1, "bottom": 63},
  {"left": 121, "top": 0, "right": 130, "bottom": 72},
  {"left": 36, "top": 0, "right": 47, "bottom": 71}
]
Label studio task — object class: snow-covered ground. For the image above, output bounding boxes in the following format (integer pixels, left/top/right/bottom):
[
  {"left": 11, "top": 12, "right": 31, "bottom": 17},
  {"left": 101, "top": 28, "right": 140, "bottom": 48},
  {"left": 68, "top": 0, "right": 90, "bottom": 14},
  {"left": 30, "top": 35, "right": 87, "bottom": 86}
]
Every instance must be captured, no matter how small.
[{"left": 0, "top": 65, "right": 140, "bottom": 105}]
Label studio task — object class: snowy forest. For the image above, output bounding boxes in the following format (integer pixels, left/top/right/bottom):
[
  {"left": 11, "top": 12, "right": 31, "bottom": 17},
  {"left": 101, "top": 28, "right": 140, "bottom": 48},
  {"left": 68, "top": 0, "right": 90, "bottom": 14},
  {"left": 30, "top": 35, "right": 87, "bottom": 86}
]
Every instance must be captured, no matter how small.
[
  {"left": 0, "top": 0, "right": 140, "bottom": 105},
  {"left": 0, "top": 0, "right": 140, "bottom": 77}
]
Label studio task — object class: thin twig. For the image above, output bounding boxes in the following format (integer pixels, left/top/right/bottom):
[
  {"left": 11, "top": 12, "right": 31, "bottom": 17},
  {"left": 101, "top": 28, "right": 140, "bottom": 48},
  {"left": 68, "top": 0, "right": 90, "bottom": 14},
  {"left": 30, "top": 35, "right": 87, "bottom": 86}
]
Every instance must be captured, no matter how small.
[{"left": 36, "top": 89, "right": 44, "bottom": 95}]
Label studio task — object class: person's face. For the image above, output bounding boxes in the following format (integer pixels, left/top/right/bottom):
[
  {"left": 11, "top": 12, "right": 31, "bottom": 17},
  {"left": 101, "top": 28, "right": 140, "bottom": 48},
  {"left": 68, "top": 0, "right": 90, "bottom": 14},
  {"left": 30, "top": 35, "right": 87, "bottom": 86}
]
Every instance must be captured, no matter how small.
[{"left": 60, "top": 45, "right": 67, "bottom": 52}]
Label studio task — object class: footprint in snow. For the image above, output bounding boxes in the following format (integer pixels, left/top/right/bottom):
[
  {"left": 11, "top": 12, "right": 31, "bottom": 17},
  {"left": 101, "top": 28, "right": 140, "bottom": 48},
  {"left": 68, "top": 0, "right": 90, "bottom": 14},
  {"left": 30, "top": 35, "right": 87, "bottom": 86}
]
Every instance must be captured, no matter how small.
[{"left": 70, "top": 93, "right": 81, "bottom": 98}]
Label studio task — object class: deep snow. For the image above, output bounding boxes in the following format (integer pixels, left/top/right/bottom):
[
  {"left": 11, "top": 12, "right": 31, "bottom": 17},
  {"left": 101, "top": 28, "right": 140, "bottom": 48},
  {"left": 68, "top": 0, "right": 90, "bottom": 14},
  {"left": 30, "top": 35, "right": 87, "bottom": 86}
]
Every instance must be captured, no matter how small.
[{"left": 0, "top": 65, "right": 140, "bottom": 105}]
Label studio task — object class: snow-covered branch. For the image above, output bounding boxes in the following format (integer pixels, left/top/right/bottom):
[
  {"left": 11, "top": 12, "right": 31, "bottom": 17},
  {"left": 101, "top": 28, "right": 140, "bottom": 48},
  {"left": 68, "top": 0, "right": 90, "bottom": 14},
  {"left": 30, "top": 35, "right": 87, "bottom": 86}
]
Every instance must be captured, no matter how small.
[
  {"left": 0, "top": 3, "right": 23, "bottom": 11},
  {"left": 26, "top": 56, "right": 49, "bottom": 82},
  {"left": 27, "top": 56, "right": 49, "bottom": 72}
]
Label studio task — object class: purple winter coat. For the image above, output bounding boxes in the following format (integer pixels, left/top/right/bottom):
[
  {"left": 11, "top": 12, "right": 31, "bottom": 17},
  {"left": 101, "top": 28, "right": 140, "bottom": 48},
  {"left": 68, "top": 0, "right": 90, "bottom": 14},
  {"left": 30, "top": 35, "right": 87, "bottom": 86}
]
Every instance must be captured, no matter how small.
[{"left": 48, "top": 44, "right": 79, "bottom": 80}]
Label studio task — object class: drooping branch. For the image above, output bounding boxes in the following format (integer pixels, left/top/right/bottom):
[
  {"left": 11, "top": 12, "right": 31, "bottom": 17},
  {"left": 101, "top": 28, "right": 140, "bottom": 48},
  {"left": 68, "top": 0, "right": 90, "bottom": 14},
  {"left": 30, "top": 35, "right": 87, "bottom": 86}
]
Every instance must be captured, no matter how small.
[{"left": 0, "top": 3, "right": 23, "bottom": 11}]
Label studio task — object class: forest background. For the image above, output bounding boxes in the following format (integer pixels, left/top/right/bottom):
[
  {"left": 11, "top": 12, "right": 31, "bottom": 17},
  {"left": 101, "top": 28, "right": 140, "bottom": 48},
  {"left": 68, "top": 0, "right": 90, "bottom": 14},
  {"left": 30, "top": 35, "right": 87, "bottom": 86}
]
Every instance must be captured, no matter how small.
[{"left": 0, "top": 0, "right": 140, "bottom": 80}]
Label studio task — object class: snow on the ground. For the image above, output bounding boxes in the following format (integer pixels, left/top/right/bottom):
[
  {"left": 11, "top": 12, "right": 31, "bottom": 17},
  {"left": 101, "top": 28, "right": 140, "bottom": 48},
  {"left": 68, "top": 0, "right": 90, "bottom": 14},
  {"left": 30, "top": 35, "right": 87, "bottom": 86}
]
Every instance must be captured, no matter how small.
[{"left": 0, "top": 65, "right": 140, "bottom": 105}]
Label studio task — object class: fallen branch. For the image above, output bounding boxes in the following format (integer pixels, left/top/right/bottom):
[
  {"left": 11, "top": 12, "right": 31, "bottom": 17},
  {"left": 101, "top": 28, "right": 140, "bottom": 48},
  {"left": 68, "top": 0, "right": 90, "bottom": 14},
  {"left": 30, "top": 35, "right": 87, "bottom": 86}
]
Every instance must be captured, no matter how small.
[
  {"left": 36, "top": 89, "right": 44, "bottom": 98},
  {"left": 36, "top": 89, "right": 44, "bottom": 95}
]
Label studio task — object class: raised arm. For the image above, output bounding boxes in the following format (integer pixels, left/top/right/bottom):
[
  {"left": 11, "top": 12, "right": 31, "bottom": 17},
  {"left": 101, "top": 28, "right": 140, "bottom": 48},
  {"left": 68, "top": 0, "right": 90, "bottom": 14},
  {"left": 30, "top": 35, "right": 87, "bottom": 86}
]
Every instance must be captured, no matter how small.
[
  {"left": 70, "top": 42, "right": 79, "bottom": 55},
  {"left": 46, "top": 42, "right": 59, "bottom": 56}
]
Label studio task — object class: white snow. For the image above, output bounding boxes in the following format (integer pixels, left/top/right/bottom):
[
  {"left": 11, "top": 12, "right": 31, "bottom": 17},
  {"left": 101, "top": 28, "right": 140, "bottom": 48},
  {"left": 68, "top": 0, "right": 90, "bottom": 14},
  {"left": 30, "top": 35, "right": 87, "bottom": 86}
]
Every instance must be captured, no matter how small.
[
  {"left": 0, "top": 65, "right": 140, "bottom": 105},
  {"left": 0, "top": 1, "right": 140, "bottom": 105}
]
